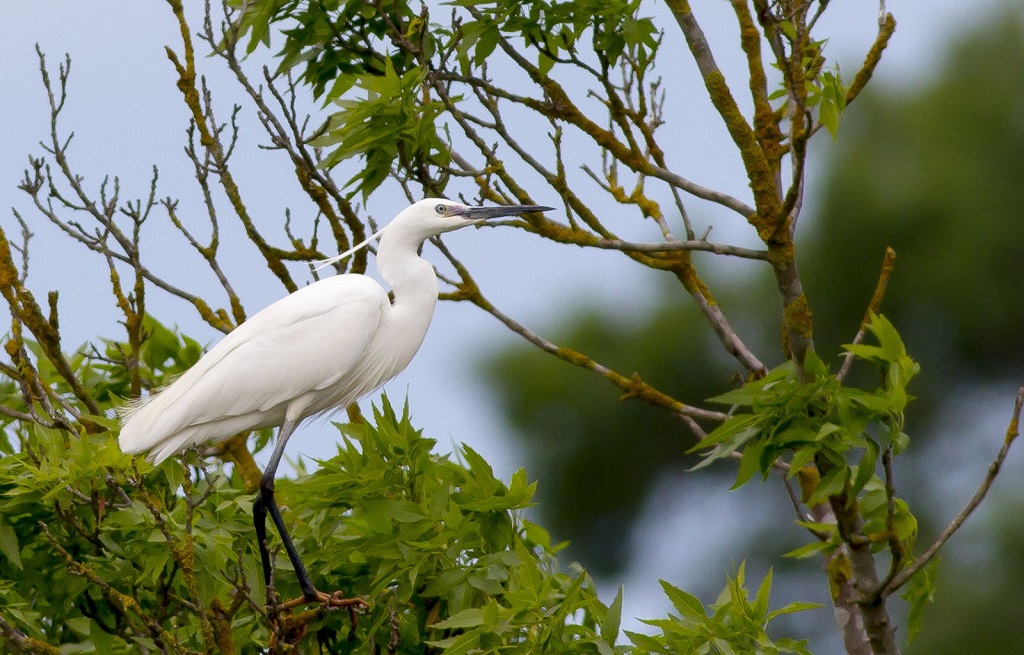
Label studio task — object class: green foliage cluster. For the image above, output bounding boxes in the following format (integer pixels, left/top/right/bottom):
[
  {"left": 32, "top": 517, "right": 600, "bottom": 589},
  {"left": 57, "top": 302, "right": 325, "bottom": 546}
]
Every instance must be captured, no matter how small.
[
  {"left": 233, "top": 0, "right": 660, "bottom": 196},
  {"left": 312, "top": 59, "right": 451, "bottom": 195},
  {"left": 690, "top": 315, "right": 936, "bottom": 637},
  {"left": 694, "top": 315, "right": 918, "bottom": 505},
  {"left": 246, "top": 0, "right": 659, "bottom": 91},
  {"left": 0, "top": 320, "right": 813, "bottom": 653},
  {"left": 630, "top": 565, "right": 816, "bottom": 655},
  {"left": 450, "top": 0, "right": 659, "bottom": 74}
]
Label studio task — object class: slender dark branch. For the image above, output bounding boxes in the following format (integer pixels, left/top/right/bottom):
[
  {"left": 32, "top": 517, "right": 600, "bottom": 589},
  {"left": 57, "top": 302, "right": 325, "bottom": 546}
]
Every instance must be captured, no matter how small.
[
  {"left": 875, "top": 444, "right": 906, "bottom": 595},
  {"left": 0, "top": 403, "right": 41, "bottom": 424},
  {"left": 432, "top": 238, "right": 728, "bottom": 425},
  {"left": 474, "top": 297, "right": 729, "bottom": 423},
  {"left": 780, "top": 469, "right": 819, "bottom": 530},
  {"left": 588, "top": 238, "right": 769, "bottom": 260},
  {"left": 648, "top": 164, "right": 757, "bottom": 218},
  {"left": 165, "top": 0, "right": 298, "bottom": 292},
  {"left": 883, "top": 386, "right": 1024, "bottom": 597},
  {"left": 433, "top": 67, "right": 758, "bottom": 218}
]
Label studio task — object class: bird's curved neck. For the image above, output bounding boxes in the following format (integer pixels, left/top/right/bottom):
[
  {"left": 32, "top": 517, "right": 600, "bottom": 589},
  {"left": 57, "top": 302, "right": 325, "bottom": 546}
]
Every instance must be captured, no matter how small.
[{"left": 376, "top": 229, "right": 439, "bottom": 319}]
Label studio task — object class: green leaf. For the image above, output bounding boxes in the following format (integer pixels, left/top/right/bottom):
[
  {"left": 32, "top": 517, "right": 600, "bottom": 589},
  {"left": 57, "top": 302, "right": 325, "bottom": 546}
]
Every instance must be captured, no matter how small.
[
  {"left": 426, "top": 631, "right": 480, "bottom": 655},
  {"left": 788, "top": 446, "right": 817, "bottom": 474},
  {"left": 690, "top": 414, "right": 759, "bottom": 451},
  {"left": 423, "top": 567, "right": 467, "bottom": 596},
  {"left": 706, "top": 385, "right": 757, "bottom": 406},
  {"left": 732, "top": 438, "right": 765, "bottom": 489},
  {"left": 0, "top": 518, "right": 22, "bottom": 570},
  {"left": 803, "top": 350, "right": 830, "bottom": 378},
  {"left": 538, "top": 51, "right": 555, "bottom": 77},
  {"left": 795, "top": 520, "right": 839, "bottom": 535},
  {"left": 432, "top": 607, "right": 484, "bottom": 630},
  {"left": 807, "top": 465, "right": 847, "bottom": 506},
  {"left": 892, "top": 431, "right": 910, "bottom": 455},
  {"left": 867, "top": 313, "right": 903, "bottom": 359},
  {"left": 842, "top": 343, "right": 886, "bottom": 362},
  {"left": 845, "top": 389, "right": 892, "bottom": 414},
  {"left": 602, "top": 586, "right": 623, "bottom": 647},
  {"left": 751, "top": 567, "right": 772, "bottom": 621},
  {"left": 474, "top": 26, "right": 499, "bottom": 66},
  {"left": 626, "top": 630, "right": 665, "bottom": 651},
  {"left": 522, "top": 519, "right": 551, "bottom": 549},
  {"left": 659, "top": 580, "right": 705, "bottom": 621},
  {"left": 819, "top": 94, "right": 840, "bottom": 138},
  {"left": 901, "top": 558, "right": 940, "bottom": 642},
  {"left": 767, "top": 601, "right": 824, "bottom": 620},
  {"left": 851, "top": 439, "right": 879, "bottom": 496},
  {"left": 813, "top": 422, "right": 842, "bottom": 442},
  {"left": 384, "top": 499, "right": 427, "bottom": 522},
  {"left": 784, "top": 540, "right": 833, "bottom": 559}
]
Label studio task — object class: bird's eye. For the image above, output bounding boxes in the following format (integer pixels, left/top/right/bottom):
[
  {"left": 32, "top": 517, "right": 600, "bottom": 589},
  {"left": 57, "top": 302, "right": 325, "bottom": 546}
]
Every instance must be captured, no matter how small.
[{"left": 435, "top": 204, "right": 447, "bottom": 215}]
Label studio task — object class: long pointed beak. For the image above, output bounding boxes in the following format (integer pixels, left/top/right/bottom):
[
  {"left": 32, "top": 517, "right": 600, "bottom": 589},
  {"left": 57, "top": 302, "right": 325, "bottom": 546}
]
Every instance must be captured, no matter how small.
[{"left": 457, "top": 204, "right": 554, "bottom": 221}]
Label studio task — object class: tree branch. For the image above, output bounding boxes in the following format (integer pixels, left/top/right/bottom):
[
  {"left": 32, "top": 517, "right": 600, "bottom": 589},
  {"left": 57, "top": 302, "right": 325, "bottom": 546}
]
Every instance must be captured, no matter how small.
[
  {"left": 882, "top": 386, "right": 1024, "bottom": 597},
  {"left": 838, "top": 247, "right": 897, "bottom": 381},
  {"left": 164, "top": 0, "right": 298, "bottom": 293},
  {"left": 432, "top": 238, "right": 728, "bottom": 425},
  {"left": 587, "top": 238, "right": 769, "bottom": 260}
]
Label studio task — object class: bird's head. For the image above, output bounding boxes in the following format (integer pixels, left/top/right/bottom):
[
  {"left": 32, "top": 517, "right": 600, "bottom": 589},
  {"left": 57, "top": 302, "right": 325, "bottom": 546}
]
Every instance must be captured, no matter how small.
[
  {"left": 314, "top": 199, "right": 552, "bottom": 270},
  {"left": 391, "top": 198, "right": 553, "bottom": 240}
]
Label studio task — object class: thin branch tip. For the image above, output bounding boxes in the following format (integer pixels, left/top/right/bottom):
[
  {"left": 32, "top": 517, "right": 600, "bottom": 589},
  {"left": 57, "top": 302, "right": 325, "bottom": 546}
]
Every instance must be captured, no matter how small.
[{"left": 882, "top": 385, "right": 1024, "bottom": 597}]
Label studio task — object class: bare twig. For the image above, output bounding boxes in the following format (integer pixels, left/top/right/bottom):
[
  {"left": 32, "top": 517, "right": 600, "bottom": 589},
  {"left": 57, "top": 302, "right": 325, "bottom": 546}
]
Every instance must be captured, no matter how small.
[
  {"left": 846, "top": 11, "right": 897, "bottom": 106},
  {"left": 432, "top": 238, "right": 728, "bottom": 425},
  {"left": 164, "top": 0, "right": 298, "bottom": 293},
  {"left": 588, "top": 238, "right": 769, "bottom": 260},
  {"left": 875, "top": 444, "right": 907, "bottom": 595},
  {"left": 21, "top": 48, "right": 238, "bottom": 334},
  {"left": 433, "top": 70, "right": 758, "bottom": 219},
  {"left": 882, "top": 386, "right": 1024, "bottom": 597},
  {"left": 837, "top": 247, "right": 897, "bottom": 382}
]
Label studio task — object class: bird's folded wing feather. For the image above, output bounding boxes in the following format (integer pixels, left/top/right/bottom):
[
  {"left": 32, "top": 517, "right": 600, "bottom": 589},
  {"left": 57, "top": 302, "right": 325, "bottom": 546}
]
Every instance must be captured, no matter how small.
[{"left": 119, "top": 275, "right": 388, "bottom": 453}]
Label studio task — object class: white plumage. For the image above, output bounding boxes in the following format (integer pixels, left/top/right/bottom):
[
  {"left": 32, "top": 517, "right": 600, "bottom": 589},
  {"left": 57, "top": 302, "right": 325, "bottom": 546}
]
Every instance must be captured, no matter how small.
[
  {"left": 119, "top": 274, "right": 389, "bottom": 463},
  {"left": 116, "top": 198, "right": 551, "bottom": 604}
]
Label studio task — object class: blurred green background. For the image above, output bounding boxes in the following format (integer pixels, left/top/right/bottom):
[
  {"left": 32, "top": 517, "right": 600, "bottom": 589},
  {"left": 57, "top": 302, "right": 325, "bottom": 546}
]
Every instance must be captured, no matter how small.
[{"left": 480, "top": 7, "right": 1024, "bottom": 653}]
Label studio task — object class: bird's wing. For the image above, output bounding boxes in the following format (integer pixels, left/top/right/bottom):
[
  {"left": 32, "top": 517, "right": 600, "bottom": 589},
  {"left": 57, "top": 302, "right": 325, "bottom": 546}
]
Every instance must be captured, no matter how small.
[
  {"left": 119, "top": 275, "right": 388, "bottom": 454},
  {"left": 184, "top": 275, "right": 389, "bottom": 419}
]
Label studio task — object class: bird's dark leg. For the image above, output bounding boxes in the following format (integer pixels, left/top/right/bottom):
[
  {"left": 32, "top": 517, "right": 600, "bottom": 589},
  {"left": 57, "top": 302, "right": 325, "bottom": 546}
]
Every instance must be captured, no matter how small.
[{"left": 253, "top": 419, "right": 319, "bottom": 603}]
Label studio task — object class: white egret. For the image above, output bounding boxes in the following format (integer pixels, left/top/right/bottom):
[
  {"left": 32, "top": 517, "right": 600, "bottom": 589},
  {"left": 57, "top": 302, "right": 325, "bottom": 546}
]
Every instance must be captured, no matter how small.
[{"left": 118, "top": 198, "right": 552, "bottom": 605}]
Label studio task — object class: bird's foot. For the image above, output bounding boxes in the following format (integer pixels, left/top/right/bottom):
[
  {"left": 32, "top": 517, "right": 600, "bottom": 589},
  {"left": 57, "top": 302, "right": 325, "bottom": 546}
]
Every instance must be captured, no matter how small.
[
  {"left": 267, "top": 590, "right": 368, "bottom": 649},
  {"left": 276, "top": 590, "right": 369, "bottom": 612}
]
